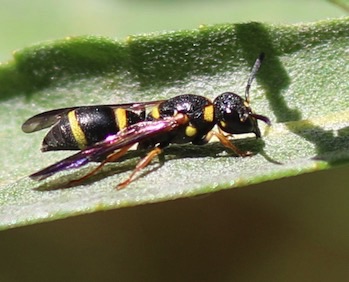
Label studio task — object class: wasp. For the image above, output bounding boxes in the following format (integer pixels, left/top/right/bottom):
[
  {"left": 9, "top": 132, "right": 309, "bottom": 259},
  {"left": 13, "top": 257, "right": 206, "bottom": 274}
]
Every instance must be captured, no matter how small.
[{"left": 22, "top": 53, "right": 271, "bottom": 189}]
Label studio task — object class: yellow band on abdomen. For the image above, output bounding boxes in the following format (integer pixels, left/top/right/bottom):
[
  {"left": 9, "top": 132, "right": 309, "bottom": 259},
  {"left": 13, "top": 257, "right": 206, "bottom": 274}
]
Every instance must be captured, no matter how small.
[
  {"left": 68, "top": 110, "right": 87, "bottom": 149},
  {"left": 115, "top": 108, "right": 127, "bottom": 129},
  {"left": 150, "top": 106, "right": 161, "bottom": 119}
]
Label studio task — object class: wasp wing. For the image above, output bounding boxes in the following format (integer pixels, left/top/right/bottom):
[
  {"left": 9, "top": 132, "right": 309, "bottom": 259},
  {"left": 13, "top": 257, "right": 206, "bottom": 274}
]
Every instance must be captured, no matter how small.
[
  {"left": 29, "top": 115, "right": 185, "bottom": 181},
  {"left": 22, "top": 107, "right": 74, "bottom": 133},
  {"left": 22, "top": 100, "right": 165, "bottom": 133}
]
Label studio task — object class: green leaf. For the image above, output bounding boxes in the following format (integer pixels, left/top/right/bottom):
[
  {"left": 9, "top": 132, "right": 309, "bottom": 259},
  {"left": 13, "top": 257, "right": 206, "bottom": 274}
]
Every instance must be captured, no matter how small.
[
  {"left": 329, "top": 0, "right": 349, "bottom": 12},
  {"left": 0, "top": 18, "right": 348, "bottom": 230}
]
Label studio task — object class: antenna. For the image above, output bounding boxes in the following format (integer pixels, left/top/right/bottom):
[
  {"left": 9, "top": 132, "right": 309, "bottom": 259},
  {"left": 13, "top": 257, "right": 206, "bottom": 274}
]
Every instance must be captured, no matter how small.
[{"left": 245, "top": 53, "right": 265, "bottom": 103}]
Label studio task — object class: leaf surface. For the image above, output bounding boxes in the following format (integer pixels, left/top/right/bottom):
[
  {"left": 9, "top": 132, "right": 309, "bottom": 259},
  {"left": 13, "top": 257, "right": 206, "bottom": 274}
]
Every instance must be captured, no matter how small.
[{"left": 0, "top": 18, "right": 348, "bottom": 229}]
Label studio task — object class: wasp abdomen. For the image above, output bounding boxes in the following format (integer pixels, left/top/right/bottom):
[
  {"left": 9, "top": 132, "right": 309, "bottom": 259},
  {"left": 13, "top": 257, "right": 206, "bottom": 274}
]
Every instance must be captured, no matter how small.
[{"left": 42, "top": 106, "right": 142, "bottom": 151}]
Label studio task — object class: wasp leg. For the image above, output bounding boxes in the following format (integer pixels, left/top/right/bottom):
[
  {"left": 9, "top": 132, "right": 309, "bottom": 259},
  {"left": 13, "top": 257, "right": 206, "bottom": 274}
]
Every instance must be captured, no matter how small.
[
  {"left": 207, "top": 131, "right": 252, "bottom": 157},
  {"left": 217, "top": 127, "right": 234, "bottom": 138},
  {"left": 69, "top": 144, "right": 134, "bottom": 185},
  {"left": 117, "top": 146, "right": 163, "bottom": 190}
]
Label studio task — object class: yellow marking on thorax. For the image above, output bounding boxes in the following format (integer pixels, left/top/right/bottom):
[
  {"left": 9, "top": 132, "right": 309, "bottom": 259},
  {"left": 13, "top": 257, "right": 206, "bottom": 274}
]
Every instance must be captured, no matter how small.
[
  {"left": 203, "top": 104, "right": 214, "bottom": 122},
  {"left": 185, "top": 125, "right": 197, "bottom": 137},
  {"left": 115, "top": 108, "right": 127, "bottom": 129},
  {"left": 68, "top": 110, "right": 87, "bottom": 149},
  {"left": 150, "top": 106, "right": 161, "bottom": 119},
  {"left": 220, "top": 121, "right": 227, "bottom": 128}
]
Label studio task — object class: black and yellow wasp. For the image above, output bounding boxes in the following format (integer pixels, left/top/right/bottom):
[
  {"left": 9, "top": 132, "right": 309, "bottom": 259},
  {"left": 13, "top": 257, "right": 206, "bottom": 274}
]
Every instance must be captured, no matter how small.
[{"left": 22, "top": 53, "right": 271, "bottom": 189}]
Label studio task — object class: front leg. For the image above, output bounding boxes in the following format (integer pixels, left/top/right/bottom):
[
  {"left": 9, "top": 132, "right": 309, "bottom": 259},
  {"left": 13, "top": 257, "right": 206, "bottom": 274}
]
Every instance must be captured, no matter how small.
[{"left": 193, "top": 131, "right": 252, "bottom": 157}]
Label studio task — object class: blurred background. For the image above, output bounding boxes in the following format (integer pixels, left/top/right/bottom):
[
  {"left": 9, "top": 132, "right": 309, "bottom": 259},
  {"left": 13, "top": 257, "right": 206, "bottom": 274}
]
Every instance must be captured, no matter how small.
[
  {"left": 0, "top": 0, "right": 348, "bottom": 281},
  {"left": 0, "top": 0, "right": 346, "bottom": 62}
]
